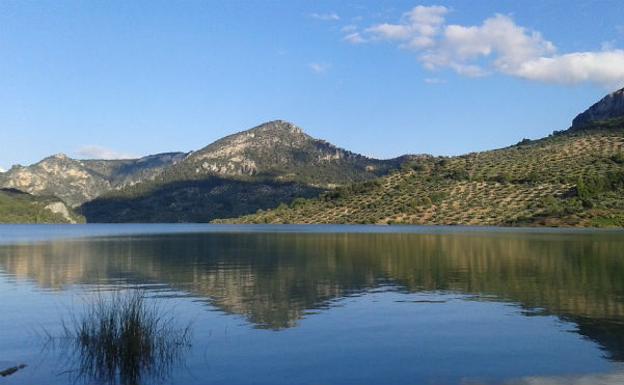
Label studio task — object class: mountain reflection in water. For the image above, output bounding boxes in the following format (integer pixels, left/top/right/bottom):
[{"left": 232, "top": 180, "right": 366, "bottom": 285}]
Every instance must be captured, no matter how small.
[
  {"left": 1, "top": 229, "right": 623, "bottom": 364},
  {"left": 0, "top": 226, "right": 624, "bottom": 385}
]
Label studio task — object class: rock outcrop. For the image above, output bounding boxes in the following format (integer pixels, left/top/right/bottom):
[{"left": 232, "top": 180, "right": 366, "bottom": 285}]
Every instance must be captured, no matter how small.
[
  {"left": 44, "top": 202, "right": 76, "bottom": 224},
  {"left": 0, "top": 152, "right": 186, "bottom": 206},
  {"left": 572, "top": 87, "right": 624, "bottom": 128}
]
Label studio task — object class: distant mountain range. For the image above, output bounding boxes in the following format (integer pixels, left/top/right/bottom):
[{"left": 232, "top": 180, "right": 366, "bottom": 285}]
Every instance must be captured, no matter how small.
[
  {"left": 0, "top": 152, "right": 187, "bottom": 207},
  {"left": 2, "top": 88, "right": 624, "bottom": 226},
  {"left": 1, "top": 120, "right": 409, "bottom": 223}
]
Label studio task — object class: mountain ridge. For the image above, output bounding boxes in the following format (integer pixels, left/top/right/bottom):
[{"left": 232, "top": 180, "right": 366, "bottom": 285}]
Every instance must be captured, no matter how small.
[
  {"left": 169, "top": 120, "right": 409, "bottom": 184},
  {"left": 221, "top": 124, "right": 624, "bottom": 227},
  {"left": 0, "top": 152, "right": 187, "bottom": 207},
  {"left": 2, "top": 87, "right": 624, "bottom": 225},
  {"left": 79, "top": 120, "right": 410, "bottom": 222},
  {"left": 218, "top": 88, "right": 624, "bottom": 227},
  {"left": 572, "top": 88, "right": 624, "bottom": 129}
]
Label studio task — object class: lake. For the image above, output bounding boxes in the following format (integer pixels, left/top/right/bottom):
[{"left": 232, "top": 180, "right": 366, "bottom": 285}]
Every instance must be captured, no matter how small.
[{"left": 1, "top": 224, "right": 624, "bottom": 385}]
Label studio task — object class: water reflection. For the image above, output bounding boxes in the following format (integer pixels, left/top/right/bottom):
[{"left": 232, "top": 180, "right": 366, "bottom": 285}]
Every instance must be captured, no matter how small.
[
  {"left": 1, "top": 230, "right": 624, "bottom": 361},
  {"left": 509, "top": 370, "right": 624, "bottom": 385},
  {"left": 51, "top": 290, "right": 192, "bottom": 385}
]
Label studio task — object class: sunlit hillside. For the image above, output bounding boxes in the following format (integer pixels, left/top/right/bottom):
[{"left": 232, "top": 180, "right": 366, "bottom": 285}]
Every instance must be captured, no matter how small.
[{"left": 221, "top": 120, "right": 624, "bottom": 227}]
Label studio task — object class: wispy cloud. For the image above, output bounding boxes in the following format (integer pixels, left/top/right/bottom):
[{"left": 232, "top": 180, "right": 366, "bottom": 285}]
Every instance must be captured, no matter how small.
[
  {"left": 341, "top": 25, "right": 358, "bottom": 33},
  {"left": 308, "top": 62, "right": 331, "bottom": 74},
  {"left": 343, "top": 5, "right": 624, "bottom": 89},
  {"left": 343, "top": 32, "right": 366, "bottom": 44},
  {"left": 0, "top": 166, "right": 6, "bottom": 173},
  {"left": 424, "top": 77, "right": 446, "bottom": 84},
  {"left": 75, "top": 145, "right": 136, "bottom": 160},
  {"left": 310, "top": 12, "right": 340, "bottom": 21}
]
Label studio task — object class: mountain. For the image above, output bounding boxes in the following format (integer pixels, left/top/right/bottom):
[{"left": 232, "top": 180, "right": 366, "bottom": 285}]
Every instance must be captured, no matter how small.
[
  {"left": 173, "top": 120, "right": 405, "bottom": 184},
  {"left": 0, "top": 152, "right": 186, "bottom": 207},
  {"left": 80, "top": 120, "right": 409, "bottom": 222},
  {"left": 4, "top": 88, "right": 624, "bottom": 226},
  {"left": 572, "top": 88, "right": 624, "bottom": 128},
  {"left": 221, "top": 90, "right": 624, "bottom": 227},
  {"left": 0, "top": 188, "right": 83, "bottom": 224}
]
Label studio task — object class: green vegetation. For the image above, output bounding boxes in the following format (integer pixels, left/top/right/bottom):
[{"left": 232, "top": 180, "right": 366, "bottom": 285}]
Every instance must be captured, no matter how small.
[
  {"left": 80, "top": 177, "right": 323, "bottom": 222},
  {"left": 0, "top": 188, "right": 83, "bottom": 223},
  {"left": 221, "top": 123, "right": 624, "bottom": 227},
  {"left": 58, "top": 290, "right": 191, "bottom": 385}
]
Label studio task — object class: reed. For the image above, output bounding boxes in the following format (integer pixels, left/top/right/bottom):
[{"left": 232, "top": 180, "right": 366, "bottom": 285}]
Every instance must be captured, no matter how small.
[{"left": 59, "top": 290, "right": 192, "bottom": 385}]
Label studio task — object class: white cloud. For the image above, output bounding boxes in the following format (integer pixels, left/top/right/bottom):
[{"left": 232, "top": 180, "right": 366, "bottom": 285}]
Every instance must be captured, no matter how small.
[
  {"left": 366, "top": 5, "right": 449, "bottom": 49},
  {"left": 343, "top": 32, "right": 366, "bottom": 44},
  {"left": 424, "top": 15, "right": 556, "bottom": 72},
  {"left": 424, "top": 77, "right": 446, "bottom": 84},
  {"left": 514, "top": 50, "right": 624, "bottom": 86},
  {"left": 75, "top": 145, "right": 136, "bottom": 160},
  {"left": 308, "top": 62, "right": 331, "bottom": 74},
  {"left": 346, "top": 5, "right": 624, "bottom": 88},
  {"left": 0, "top": 167, "right": 5, "bottom": 173},
  {"left": 310, "top": 12, "right": 340, "bottom": 21}
]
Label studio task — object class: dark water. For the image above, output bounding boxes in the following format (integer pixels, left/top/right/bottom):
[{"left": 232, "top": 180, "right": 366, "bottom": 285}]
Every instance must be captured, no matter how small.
[{"left": 1, "top": 224, "right": 624, "bottom": 385}]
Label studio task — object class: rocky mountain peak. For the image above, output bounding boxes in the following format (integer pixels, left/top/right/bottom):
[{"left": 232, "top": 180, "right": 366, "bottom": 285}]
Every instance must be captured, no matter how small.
[
  {"left": 192, "top": 120, "right": 309, "bottom": 160},
  {"left": 245, "top": 120, "right": 306, "bottom": 138},
  {"left": 38, "top": 153, "right": 75, "bottom": 166},
  {"left": 572, "top": 87, "right": 624, "bottom": 128},
  {"left": 167, "top": 120, "right": 400, "bottom": 183}
]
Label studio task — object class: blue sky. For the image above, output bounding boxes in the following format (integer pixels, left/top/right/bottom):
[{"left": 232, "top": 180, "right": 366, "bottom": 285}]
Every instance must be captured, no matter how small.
[{"left": 1, "top": 1, "right": 624, "bottom": 170}]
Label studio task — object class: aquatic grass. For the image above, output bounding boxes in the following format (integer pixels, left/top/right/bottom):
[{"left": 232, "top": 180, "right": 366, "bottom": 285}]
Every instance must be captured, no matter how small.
[
  {"left": 57, "top": 289, "right": 192, "bottom": 385},
  {"left": 0, "top": 364, "right": 26, "bottom": 377}
]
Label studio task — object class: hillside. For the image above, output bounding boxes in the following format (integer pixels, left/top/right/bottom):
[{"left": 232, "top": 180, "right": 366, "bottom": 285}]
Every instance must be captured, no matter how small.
[
  {"left": 220, "top": 88, "right": 624, "bottom": 227},
  {"left": 80, "top": 121, "right": 407, "bottom": 222},
  {"left": 4, "top": 88, "right": 624, "bottom": 226},
  {"left": 219, "top": 119, "right": 624, "bottom": 227},
  {"left": 176, "top": 120, "right": 405, "bottom": 184},
  {"left": 0, "top": 188, "right": 83, "bottom": 224},
  {"left": 0, "top": 152, "right": 186, "bottom": 207}
]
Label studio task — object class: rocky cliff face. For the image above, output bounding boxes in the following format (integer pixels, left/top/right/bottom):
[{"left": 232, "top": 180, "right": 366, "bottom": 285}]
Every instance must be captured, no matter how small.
[
  {"left": 169, "top": 120, "right": 405, "bottom": 186},
  {"left": 572, "top": 87, "right": 624, "bottom": 128},
  {"left": 0, "top": 152, "right": 186, "bottom": 206}
]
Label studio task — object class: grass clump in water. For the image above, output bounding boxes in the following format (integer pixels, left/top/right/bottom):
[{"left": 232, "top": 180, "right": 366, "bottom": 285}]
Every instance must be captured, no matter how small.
[{"left": 60, "top": 290, "right": 192, "bottom": 385}]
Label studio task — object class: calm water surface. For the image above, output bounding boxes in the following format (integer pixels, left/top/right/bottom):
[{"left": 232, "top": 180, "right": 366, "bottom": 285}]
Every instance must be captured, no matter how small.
[{"left": 1, "top": 224, "right": 624, "bottom": 385}]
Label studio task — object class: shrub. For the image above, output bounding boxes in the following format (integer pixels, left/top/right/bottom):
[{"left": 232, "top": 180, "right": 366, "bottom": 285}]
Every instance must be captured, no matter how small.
[{"left": 611, "top": 153, "right": 624, "bottom": 164}]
